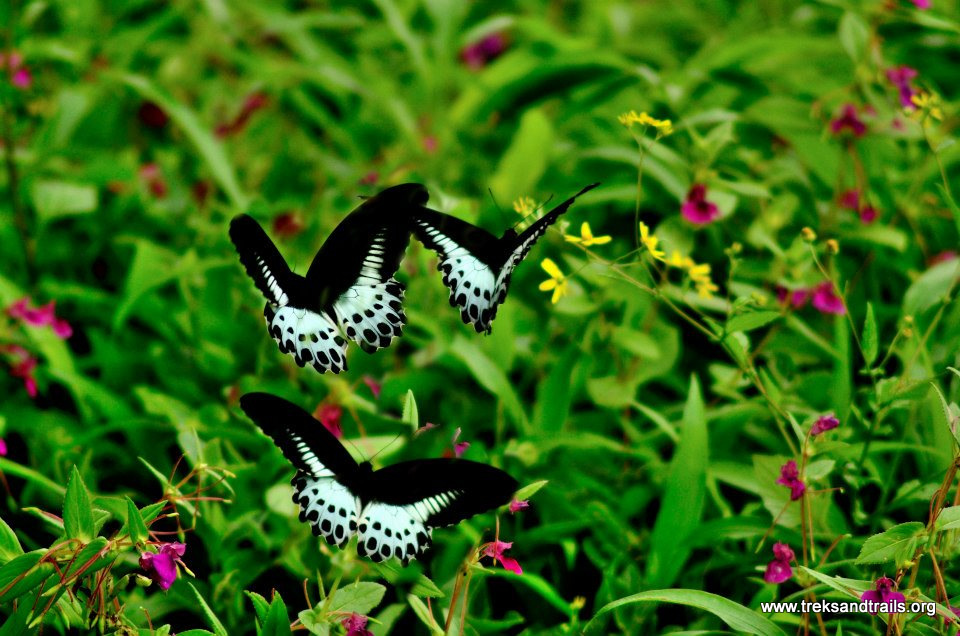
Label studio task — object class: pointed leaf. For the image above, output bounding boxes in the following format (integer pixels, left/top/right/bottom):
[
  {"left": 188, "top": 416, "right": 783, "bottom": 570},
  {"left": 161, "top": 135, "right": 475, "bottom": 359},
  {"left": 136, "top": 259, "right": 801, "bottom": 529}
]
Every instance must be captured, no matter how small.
[
  {"left": 862, "top": 303, "right": 878, "bottom": 366},
  {"left": 63, "top": 466, "right": 94, "bottom": 542}
]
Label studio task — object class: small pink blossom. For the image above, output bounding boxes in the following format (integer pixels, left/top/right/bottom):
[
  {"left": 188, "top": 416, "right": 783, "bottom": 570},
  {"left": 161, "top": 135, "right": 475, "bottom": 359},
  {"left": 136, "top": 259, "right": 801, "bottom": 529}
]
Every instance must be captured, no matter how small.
[
  {"left": 763, "top": 542, "right": 795, "bottom": 584},
  {"left": 139, "top": 163, "right": 168, "bottom": 199},
  {"left": 139, "top": 542, "right": 186, "bottom": 591},
  {"left": 482, "top": 539, "right": 522, "bottom": 575},
  {"left": 681, "top": 184, "right": 720, "bottom": 225},
  {"left": 509, "top": 498, "right": 530, "bottom": 513},
  {"left": 314, "top": 403, "right": 343, "bottom": 439},
  {"left": 886, "top": 66, "right": 918, "bottom": 109},
  {"left": 775, "top": 286, "right": 809, "bottom": 309},
  {"left": 460, "top": 33, "right": 508, "bottom": 70},
  {"left": 215, "top": 92, "right": 269, "bottom": 138},
  {"left": 415, "top": 422, "right": 438, "bottom": 437},
  {"left": 776, "top": 460, "right": 805, "bottom": 500},
  {"left": 910, "top": 0, "right": 931, "bottom": 9},
  {"left": 2, "top": 344, "right": 39, "bottom": 398},
  {"left": 811, "top": 282, "right": 846, "bottom": 315},
  {"left": 362, "top": 376, "right": 382, "bottom": 400},
  {"left": 0, "top": 438, "right": 6, "bottom": 457},
  {"left": 359, "top": 171, "right": 379, "bottom": 186},
  {"left": 271, "top": 211, "right": 304, "bottom": 239},
  {"left": 859, "top": 204, "right": 878, "bottom": 224},
  {"left": 7, "top": 298, "right": 73, "bottom": 338},
  {"left": 839, "top": 189, "right": 860, "bottom": 210},
  {"left": 810, "top": 413, "right": 840, "bottom": 437},
  {"left": 341, "top": 613, "right": 373, "bottom": 636},
  {"left": 452, "top": 427, "right": 470, "bottom": 458},
  {"left": 0, "top": 52, "right": 31, "bottom": 90},
  {"left": 830, "top": 104, "right": 867, "bottom": 137},
  {"left": 930, "top": 250, "right": 957, "bottom": 265},
  {"left": 11, "top": 68, "right": 31, "bottom": 89},
  {"left": 860, "top": 576, "right": 906, "bottom": 614},
  {"left": 422, "top": 135, "right": 438, "bottom": 154}
]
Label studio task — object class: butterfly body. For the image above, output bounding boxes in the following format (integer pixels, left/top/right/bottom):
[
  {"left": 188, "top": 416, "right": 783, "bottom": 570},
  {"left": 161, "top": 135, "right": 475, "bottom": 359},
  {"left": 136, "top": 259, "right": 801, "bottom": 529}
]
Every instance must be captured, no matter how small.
[
  {"left": 230, "top": 184, "right": 427, "bottom": 373},
  {"left": 410, "top": 183, "right": 599, "bottom": 333},
  {"left": 240, "top": 392, "right": 517, "bottom": 564}
]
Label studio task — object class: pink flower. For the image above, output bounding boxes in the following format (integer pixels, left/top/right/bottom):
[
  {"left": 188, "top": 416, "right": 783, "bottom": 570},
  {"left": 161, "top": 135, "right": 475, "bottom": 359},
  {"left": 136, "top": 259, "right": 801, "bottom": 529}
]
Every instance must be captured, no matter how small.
[
  {"left": 860, "top": 576, "right": 906, "bottom": 614},
  {"left": 139, "top": 163, "right": 168, "bottom": 199},
  {"left": 341, "top": 613, "right": 373, "bottom": 636},
  {"left": 7, "top": 298, "right": 73, "bottom": 338},
  {"left": 359, "top": 171, "right": 379, "bottom": 186},
  {"left": 460, "top": 33, "right": 508, "bottom": 70},
  {"left": 452, "top": 427, "right": 470, "bottom": 458},
  {"left": 362, "top": 376, "right": 382, "bottom": 400},
  {"left": 314, "top": 403, "right": 343, "bottom": 439},
  {"left": 763, "top": 542, "right": 795, "bottom": 584},
  {"left": 775, "top": 286, "right": 809, "bottom": 309},
  {"left": 810, "top": 413, "right": 840, "bottom": 437},
  {"left": 830, "top": 104, "right": 867, "bottom": 137},
  {"left": 11, "top": 68, "right": 31, "bottom": 89},
  {"left": 139, "top": 542, "right": 186, "bottom": 591},
  {"left": 886, "top": 66, "right": 918, "bottom": 109},
  {"left": 482, "top": 539, "right": 522, "bottom": 575},
  {"left": 681, "top": 184, "right": 720, "bottom": 225},
  {"left": 215, "top": 92, "right": 269, "bottom": 138},
  {"left": 910, "top": 0, "right": 931, "bottom": 9},
  {"left": 509, "top": 499, "right": 530, "bottom": 513},
  {"left": 0, "top": 438, "right": 6, "bottom": 457},
  {"left": 0, "top": 52, "right": 32, "bottom": 90},
  {"left": 811, "top": 282, "right": 845, "bottom": 315},
  {"left": 859, "top": 204, "right": 878, "bottom": 224},
  {"left": 3, "top": 345, "right": 39, "bottom": 398},
  {"left": 930, "top": 250, "right": 957, "bottom": 265},
  {"left": 271, "top": 211, "right": 304, "bottom": 239},
  {"left": 415, "top": 422, "right": 438, "bottom": 437},
  {"left": 422, "top": 135, "right": 438, "bottom": 154},
  {"left": 138, "top": 101, "right": 169, "bottom": 129},
  {"left": 776, "top": 460, "right": 805, "bottom": 500}
]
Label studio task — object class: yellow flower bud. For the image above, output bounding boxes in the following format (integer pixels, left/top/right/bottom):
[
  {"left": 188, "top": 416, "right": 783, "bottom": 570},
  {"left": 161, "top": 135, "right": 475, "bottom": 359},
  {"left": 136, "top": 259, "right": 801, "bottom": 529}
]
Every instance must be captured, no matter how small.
[{"left": 801, "top": 227, "right": 817, "bottom": 242}]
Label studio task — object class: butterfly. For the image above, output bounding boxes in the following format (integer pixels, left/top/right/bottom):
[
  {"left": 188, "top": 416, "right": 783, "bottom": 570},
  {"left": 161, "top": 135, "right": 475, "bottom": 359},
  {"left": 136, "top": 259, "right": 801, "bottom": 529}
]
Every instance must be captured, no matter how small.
[
  {"left": 229, "top": 184, "right": 426, "bottom": 373},
  {"left": 409, "top": 183, "right": 599, "bottom": 334},
  {"left": 239, "top": 392, "right": 518, "bottom": 564}
]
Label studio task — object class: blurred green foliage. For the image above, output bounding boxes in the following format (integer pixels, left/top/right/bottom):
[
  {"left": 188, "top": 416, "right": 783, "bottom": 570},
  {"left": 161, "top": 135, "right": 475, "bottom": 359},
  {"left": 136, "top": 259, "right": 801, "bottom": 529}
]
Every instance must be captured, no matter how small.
[{"left": 1, "top": 0, "right": 959, "bottom": 634}]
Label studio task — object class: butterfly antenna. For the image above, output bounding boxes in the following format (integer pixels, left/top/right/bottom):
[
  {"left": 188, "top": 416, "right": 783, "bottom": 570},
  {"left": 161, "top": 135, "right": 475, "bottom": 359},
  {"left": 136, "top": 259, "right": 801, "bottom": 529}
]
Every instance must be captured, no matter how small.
[{"left": 366, "top": 431, "right": 405, "bottom": 464}]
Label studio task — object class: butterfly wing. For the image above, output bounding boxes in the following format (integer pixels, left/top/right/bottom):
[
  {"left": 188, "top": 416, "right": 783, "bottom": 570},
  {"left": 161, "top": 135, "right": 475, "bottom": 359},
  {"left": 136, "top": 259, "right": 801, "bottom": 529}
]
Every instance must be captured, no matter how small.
[
  {"left": 409, "top": 207, "right": 504, "bottom": 333},
  {"left": 239, "top": 392, "right": 361, "bottom": 547},
  {"left": 411, "top": 184, "right": 598, "bottom": 334},
  {"left": 230, "top": 215, "right": 348, "bottom": 373},
  {"left": 356, "top": 459, "right": 518, "bottom": 564},
  {"left": 307, "top": 184, "right": 426, "bottom": 354},
  {"left": 490, "top": 182, "right": 599, "bottom": 314}
]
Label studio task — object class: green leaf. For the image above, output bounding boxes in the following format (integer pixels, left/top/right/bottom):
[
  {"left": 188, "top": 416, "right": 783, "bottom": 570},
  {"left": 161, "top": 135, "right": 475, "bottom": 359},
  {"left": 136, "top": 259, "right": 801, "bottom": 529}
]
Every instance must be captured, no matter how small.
[
  {"left": 935, "top": 505, "right": 960, "bottom": 532},
  {"left": 245, "top": 591, "right": 271, "bottom": 625},
  {"left": 646, "top": 375, "right": 708, "bottom": 588},
  {"left": 58, "top": 537, "right": 112, "bottom": 583},
  {"left": 401, "top": 389, "right": 418, "bottom": 431},
  {"left": 372, "top": 562, "right": 444, "bottom": 598},
  {"left": 406, "top": 594, "right": 444, "bottom": 635},
  {"left": 116, "top": 73, "right": 248, "bottom": 209},
  {"left": 450, "top": 336, "right": 528, "bottom": 430},
  {"left": 63, "top": 466, "right": 94, "bottom": 542},
  {"left": 512, "top": 479, "right": 548, "bottom": 502},
  {"left": 838, "top": 12, "right": 869, "bottom": 64},
  {"left": 30, "top": 180, "right": 98, "bottom": 222},
  {"left": 0, "top": 550, "right": 55, "bottom": 603},
  {"left": 855, "top": 522, "right": 926, "bottom": 566},
  {"left": 798, "top": 567, "right": 869, "bottom": 600},
  {"left": 261, "top": 592, "right": 293, "bottom": 636},
  {"left": 475, "top": 568, "right": 572, "bottom": 617},
  {"left": 0, "top": 516, "right": 23, "bottom": 564},
  {"left": 584, "top": 589, "right": 784, "bottom": 635},
  {"left": 903, "top": 259, "right": 960, "bottom": 316},
  {"left": 930, "top": 383, "right": 960, "bottom": 450},
  {"left": 725, "top": 311, "right": 780, "bottom": 334},
  {"left": 862, "top": 302, "right": 878, "bottom": 367},
  {"left": 123, "top": 497, "right": 149, "bottom": 544},
  {"left": 326, "top": 581, "right": 387, "bottom": 616},
  {"left": 489, "top": 108, "right": 554, "bottom": 202},
  {"left": 186, "top": 583, "right": 229, "bottom": 636}
]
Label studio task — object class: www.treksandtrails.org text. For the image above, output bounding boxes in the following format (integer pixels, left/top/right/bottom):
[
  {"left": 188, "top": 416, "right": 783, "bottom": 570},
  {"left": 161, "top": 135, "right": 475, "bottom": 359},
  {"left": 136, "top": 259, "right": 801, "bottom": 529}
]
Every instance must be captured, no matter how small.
[{"left": 760, "top": 600, "right": 937, "bottom": 617}]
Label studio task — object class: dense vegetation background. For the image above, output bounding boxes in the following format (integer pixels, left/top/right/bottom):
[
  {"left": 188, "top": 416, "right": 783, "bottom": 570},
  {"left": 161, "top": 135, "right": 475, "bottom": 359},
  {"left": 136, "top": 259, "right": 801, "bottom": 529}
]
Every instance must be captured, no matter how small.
[{"left": 1, "top": 0, "right": 959, "bottom": 634}]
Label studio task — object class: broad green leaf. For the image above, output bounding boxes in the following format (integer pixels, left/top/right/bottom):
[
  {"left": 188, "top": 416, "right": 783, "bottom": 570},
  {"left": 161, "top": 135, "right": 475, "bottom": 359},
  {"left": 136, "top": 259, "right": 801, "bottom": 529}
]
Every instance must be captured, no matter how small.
[
  {"left": 63, "top": 466, "right": 94, "bottom": 542},
  {"left": 930, "top": 383, "right": 960, "bottom": 449},
  {"left": 0, "top": 550, "right": 54, "bottom": 603},
  {"left": 838, "top": 12, "right": 869, "bottom": 63},
  {"left": 186, "top": 583, "right": 228, "bottom": 636},
  {"left": 862, "top": 302, "right": 878, "bottom": 367},
  {"left": 935, "top": 505, "right": 960, "bottom": 532},
  {"left": 799, "top": 567, "right": 870, "bottom": 600},
  {"left": 0, "top": 516, "right": 23, "bottom": 563},
  {"left": 725, "top": 311, "right": 780, "bottom": 334},
  {"left": 123, "top": 497, "right": 149, "bottom": 544},
  {"left": 30, "top": 180, "right": 98, "bottom": 221},
  {"left": 585, "top": 589, "right": 784, "bottom": 635},
  {"left": 855, "top": 522, "right": 926, "bottom": 566},
  {"left": 326, "top": 581, "right": 387, "bottom": 616},
  {"left": 489, "top": 108, "right": 554, "bottom": 202},
  {"left": 245, "top": 591, "right": 271, "bottom": 625},
  {"left": 401, "top": 389, "right": 418, "bottom": 431},
  {"left": 903, "top": 259, "right": 960, "bottom": 316},
  {"left": 407, "top": 594, "right": 444, "bottom": 635},
  {"left": 261, "top": 592, "right": 293, "bottom": 636},
  {"left": 646, "top": 375, "right": 707, "bottom": 588}
]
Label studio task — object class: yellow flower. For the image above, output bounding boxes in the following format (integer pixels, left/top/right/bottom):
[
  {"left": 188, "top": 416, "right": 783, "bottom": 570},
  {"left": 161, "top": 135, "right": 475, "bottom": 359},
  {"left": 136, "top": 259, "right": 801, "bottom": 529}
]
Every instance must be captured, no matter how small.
[
  {"left": 513, "top": 196, "right": 537, "bottom": 216},
  {"left": 910, "top": 92, "right": 943, "bottom": 121},
  {"left": 618, "top": 110, "right": 673, "bottom": 135},
  {"left": 638, "top": 222, "right": 665, "bottom": 260},
  {"left": 695, "top": 279, "right": 719, "bottom": 299},
  {"left": 538, "top": 258, "right": 569, "bottom": 304},
  {"left": 665, "top": 251, "right": 693, "bottom": 269},
  {"left": 565, "top": 222, "right": 611, "bottom": 247},
  {"left": 687, "top": 262, "right": 712, "bottom": 283}
]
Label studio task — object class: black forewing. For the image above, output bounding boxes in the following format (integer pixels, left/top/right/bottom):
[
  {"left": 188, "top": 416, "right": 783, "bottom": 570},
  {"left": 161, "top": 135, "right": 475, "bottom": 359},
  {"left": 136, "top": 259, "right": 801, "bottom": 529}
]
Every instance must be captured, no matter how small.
[
  {"left": 229, "top": 214, "right": 304, "bottom": 305},
  {"left": 239, "top": 392, "right": 358, "bottom": 479},
  {"left": 368, "top": 459, "right": 517, "bottom": 527},
  {"left": 305, "top": 184, "right": 427, "bottom": 308},
  {"left": 408, "top": 207, "right": 502, "bottom": 268},
  {"left": 498, "top": 182, "right": 600, "bottom": 265}
]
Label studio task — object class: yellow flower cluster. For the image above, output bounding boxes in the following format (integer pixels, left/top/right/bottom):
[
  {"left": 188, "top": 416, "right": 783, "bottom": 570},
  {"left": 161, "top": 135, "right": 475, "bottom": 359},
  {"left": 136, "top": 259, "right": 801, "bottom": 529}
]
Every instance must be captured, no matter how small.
[
  {"left": 639, "top": 222, "right": 718, "bottom": 298},
  {"left": 565, "top": 222, "right": 611, "bottom": 247},
  {"left": 618, "top": 110, "right": 673, "bottom": 136},
  {"left": 538, "top": 258, "right": 568, "bottom": 304},
  {"left": 910, "top": 91, "right": 943, "bottom": 122},
  {"left": 513, "top": 196, "right": 538, "bottom": 216}
]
